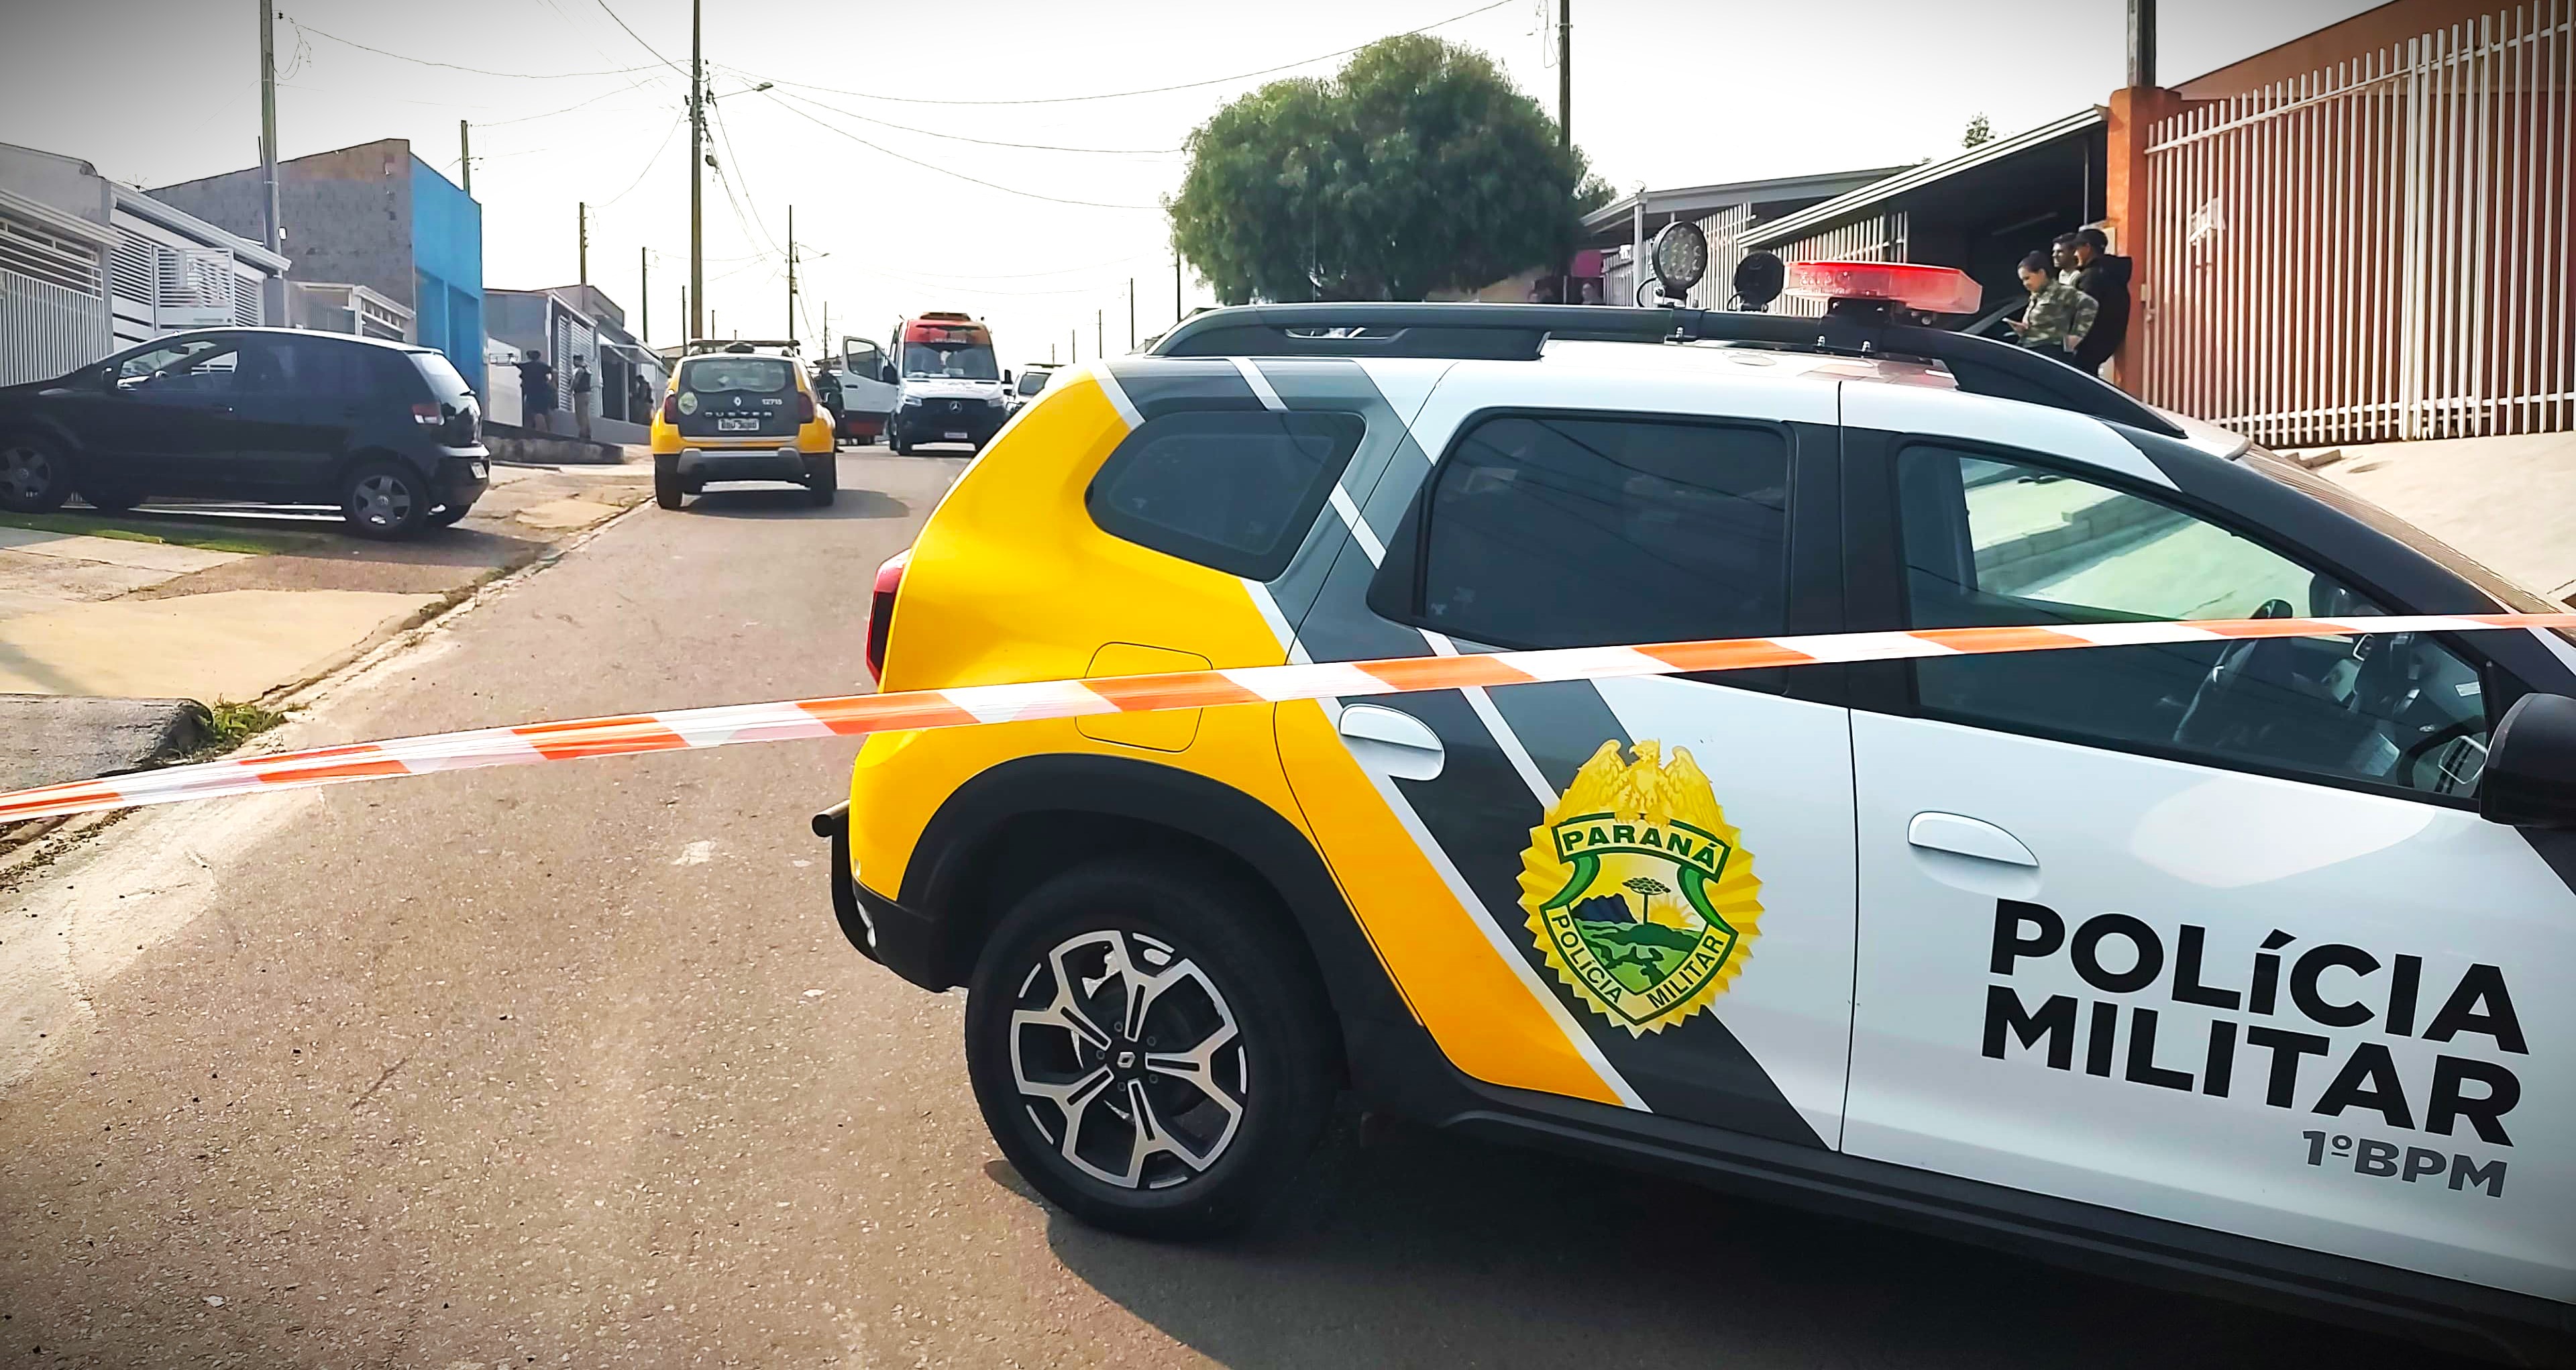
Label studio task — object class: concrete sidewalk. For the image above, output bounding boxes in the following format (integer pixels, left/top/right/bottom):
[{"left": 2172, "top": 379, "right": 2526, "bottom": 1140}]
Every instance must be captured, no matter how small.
[
  {"left": 0, "top": 462, "right": 650, "bottom": 708},
  {"left": 2288, "top": 430, "right": 2576, "bottom": 605}
]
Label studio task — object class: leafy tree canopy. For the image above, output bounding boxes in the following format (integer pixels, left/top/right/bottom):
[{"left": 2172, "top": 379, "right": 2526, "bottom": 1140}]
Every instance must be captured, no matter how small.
[{"left": 1169, "top": 35, "right": 1610, "bottom": 303}]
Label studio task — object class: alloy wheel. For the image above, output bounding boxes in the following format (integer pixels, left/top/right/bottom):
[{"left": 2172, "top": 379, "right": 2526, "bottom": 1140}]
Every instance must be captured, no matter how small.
[
  {"left": 1, "top": 445, "right": 55, "bottom": 502},
  {"left": 350, "top": 472, "right": 415, "bottom": 529},
  {"left": 1008, "top": 928, "right": 1247, "bottom": 1190}
]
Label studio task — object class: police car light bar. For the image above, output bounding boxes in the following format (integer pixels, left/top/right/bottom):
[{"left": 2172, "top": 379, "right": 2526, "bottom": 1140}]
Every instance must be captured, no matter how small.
[{"left": 1783, "top": 260, "right": 1984, "bottom": 315}]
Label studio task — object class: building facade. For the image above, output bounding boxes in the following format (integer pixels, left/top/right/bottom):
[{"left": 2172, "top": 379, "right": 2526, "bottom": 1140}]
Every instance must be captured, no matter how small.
[
  {"left": 150, "top": 138, "right": 485, "bottom": 393},
  {"left": 486, "top": 283, "right": 665, "bottom": 442},
  {"left": 0, "top": 142, "right": 288, "bottom": 386}
]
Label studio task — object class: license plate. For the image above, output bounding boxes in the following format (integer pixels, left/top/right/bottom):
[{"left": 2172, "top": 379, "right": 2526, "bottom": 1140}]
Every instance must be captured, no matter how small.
[
  {"left": 943, "top": 430, "right": 969, "bottom": 441},
  {"left": 717, "top": 417, "right": 759, "bottom": 432},
  {"left": 470, "top": 460, "right": 488, "bottom": 478}
]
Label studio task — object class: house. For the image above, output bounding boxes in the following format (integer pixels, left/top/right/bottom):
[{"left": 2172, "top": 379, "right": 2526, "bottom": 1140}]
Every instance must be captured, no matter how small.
[
  {"left": 1735, "top": 113, "right": 2107, "bottom": 327},
  {"left": 0, "top": 142, "right": 288, "bottom": 386},
  {"left": 486, "top": 284, "right": 665, "bottom": 443},
  {"left": 150, "top": 138, "right": 486, "bottom": 393},
  {"left": 1582, "top": 166, "right": 1910, "bottom": 313}
]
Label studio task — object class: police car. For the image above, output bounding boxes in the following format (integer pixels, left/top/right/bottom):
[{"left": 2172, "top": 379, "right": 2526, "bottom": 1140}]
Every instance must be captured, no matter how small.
[{"left": 815, "top": 250, "right": 2576, "bottom": 1363}]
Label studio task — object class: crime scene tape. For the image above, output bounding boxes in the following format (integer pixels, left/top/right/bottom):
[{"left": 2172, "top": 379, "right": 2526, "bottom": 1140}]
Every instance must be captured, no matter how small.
[{"left": 3, "top": 611, "right": 2571, "bottom": 827}]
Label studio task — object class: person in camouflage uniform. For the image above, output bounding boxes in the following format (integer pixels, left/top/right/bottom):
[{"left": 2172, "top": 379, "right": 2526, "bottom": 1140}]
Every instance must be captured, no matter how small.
[{"left": 2005, "top": 250, "right": 2097, "bottom": 364}]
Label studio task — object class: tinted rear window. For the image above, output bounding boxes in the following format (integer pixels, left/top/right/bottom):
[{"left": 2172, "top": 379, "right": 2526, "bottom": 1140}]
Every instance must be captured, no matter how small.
[
  {"left": 410, "top": 351, "right": 473, "bottom": 401},
  {"left": 685, "top": 358, "right": 794, "bottom": 393},
  {"left": 1086, "top": 409, "right": 1364, "bottom": 579}
]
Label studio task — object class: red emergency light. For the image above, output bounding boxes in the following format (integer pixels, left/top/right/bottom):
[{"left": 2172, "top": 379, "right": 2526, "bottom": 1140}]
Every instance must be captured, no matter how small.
[{"left": 1782, "top": 260, "right": 1983, "bottom": 316}]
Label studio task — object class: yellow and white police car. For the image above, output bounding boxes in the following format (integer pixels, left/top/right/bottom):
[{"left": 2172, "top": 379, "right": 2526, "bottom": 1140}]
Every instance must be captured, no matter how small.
[{"left": 816, "top": 258, "right": 2576, "bottom": 1363}]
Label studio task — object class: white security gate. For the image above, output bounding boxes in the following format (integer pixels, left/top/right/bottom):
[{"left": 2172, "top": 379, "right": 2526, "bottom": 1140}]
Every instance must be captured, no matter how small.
[
  {"left": 2141, "top": 2, "right": 2575, "bottom": 446},
  {"left": 0, "top": 213, "right": 111, "bottom": 386}
]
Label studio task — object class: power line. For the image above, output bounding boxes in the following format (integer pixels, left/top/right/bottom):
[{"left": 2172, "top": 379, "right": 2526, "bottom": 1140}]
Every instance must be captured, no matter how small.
[
  {"left": 474, "top": 78, "right": 674, "bottom": 127},
  {"left": 590, "top": 0, "right": 690, "bottom": 76},
  {"left": 284, "top": 16, "right": 660, "bottom": 80},
  {"left": 755, "top": 86, "right": 1179, "bottom": 156},
  {"left": 705, "top": 100, "right": 788, "bottom": 256},
  {"left": 591, "top": 111, "right": 688, "bottom": 208},
  {"left": 753, "top": 91, "right": 1159, "bottom": 211},
  {"left": 731, "top": 0, "right": 1513, "bottom": 107}
]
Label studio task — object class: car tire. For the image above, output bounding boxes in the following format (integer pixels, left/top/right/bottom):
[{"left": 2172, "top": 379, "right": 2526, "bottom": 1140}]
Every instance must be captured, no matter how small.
[
  {"left": 804, "top": 454, "right": 836, "bottom": 507},
  {"left": 339, "top": 460, "right": 429, "bottom": 539},
  {"left": 0, "top": 433, "right": 75, "bottom": 513},
  {"left": 654, "top": 458, "right": 684, "bottom": 511},
  {"left": 78, "top": 486, "right": 147, "bottom": 514},
  {"left": 890, "top": 416, "right": 914, "bottom": 456},
  {"left": 964, "top": 856, "right": 1338, "bottom": 1241}
]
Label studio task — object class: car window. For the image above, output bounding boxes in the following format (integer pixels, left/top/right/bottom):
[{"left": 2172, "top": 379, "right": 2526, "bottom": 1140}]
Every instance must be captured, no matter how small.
[
  {"left": 1017, "top": 370, "right": 1051, "bottom": 397},
  {"left": 408, "top": 351, "right": 472, "bottom": 403},
  {"left": 1896, "top": 445, "right": 2489, "bottom": 799},
  {"left": 684, "top": 358, "right": 794, "bottom": 393},
  {"left": 246, "top": 337, "right": 367, "bottom": 393},
  {"left": 1413, "top": 415, "right": 1790, "bottom": 658},
  {"left": 115, "top": 338, "right": 239, "bottom": 394},
  {"left": 1085, "top": 409, "right": 1364, "bottom": 580}
]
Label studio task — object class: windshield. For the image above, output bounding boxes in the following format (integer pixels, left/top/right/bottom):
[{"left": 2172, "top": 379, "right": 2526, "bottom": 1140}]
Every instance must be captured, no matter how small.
[
  {"left": 902, "top": 342, "right": 998, "bottom": 381},
  {"left": 684, "top": 357, "right": 794, "bottom": 393},
  {"left": 2243, "top": 446, "right": 2576, "bottom": 646}
]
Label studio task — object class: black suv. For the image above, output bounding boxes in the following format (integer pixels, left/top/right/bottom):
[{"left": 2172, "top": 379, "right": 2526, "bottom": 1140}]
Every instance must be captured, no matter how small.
[{"left": 0, "top": 328, "right": 490, "bottom": 538}]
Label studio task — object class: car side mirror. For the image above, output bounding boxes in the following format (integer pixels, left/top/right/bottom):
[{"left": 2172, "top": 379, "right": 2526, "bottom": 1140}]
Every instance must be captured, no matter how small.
[
  {"left": 879, "top": 364, "right": 896, "bottom": 384},
  {"left": 2481, "top": 692, "right": 2576, "bottom": 828},
  {"left": 1002, "top": 369, "right": 1014, "bottom": 384}
]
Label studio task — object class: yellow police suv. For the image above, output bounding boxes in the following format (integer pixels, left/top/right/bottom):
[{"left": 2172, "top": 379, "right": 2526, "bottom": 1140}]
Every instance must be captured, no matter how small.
[
  {"left": 651, "top": 340, "right": 837, "bottom": 509},
  {"left": 815, "top": 262, "right": 2576, "bottom": 1364}
]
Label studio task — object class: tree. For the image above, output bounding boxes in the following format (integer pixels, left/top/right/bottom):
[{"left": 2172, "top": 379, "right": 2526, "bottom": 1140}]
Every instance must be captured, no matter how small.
[
  {"left": 1169, "top": 35, "right": 1609, "bottom": 303},
  {"left": 1962, "top": 113, "right": 1995, "bottom": 149}
]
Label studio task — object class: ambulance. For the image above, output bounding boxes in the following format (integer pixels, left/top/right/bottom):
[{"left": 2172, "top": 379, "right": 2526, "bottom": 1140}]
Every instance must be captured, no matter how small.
[{"left": 883, "top": 311, "right": 1011, "bottom": 454}]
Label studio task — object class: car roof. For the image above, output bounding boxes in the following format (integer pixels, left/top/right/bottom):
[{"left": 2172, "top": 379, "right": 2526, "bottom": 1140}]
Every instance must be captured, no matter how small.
[
  {"left": 146, "top": 326, "right": 438, "bottom": 356},
  {"left": 1150, "top": 301, "right": 2182, "bottom": 439}
]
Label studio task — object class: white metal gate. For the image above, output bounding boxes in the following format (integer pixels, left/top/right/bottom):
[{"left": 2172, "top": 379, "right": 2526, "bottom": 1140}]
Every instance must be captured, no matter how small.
[
  {"left": 2140, "top": 2, "right": 2575, "bottom": 447},
  {"left": 0, "top": 214, "right": 110, "bottom": 386}
]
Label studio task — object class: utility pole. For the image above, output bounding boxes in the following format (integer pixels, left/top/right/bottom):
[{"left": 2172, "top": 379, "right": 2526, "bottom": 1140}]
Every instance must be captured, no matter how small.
[
  {"left": 1558, "top": 0, "right": 1571, "bottom": 153},
  {"left": 640, "top": 247, "right": 650, "bottom": 344},
  {"left": 688, "top": 0, "right": 705, "bottom": 343},
  {"left": 1173, "top": 249, "right": 1182, "bottom": 326},
  {"left": 1069, "top": 327, "right": 1077, "bottom": 364},
  {"left": 1559, "top": 0, "right": 1572, "bottom": 303},
  {"left": 2127, "top": 0, "right": 2157, "bottom": 88},
  {"left": 1095, "top": 309, "right": 1103, "bottom": 359},
  {"left": 785, "top": 203, "right": 797, "bottom": 347},
  {"left": 822, "top": 301, "right": 830, "bottom": 360},
  {"left": 458, "top": 120, "right": 472, "bottom": 195},
  {"left": 578, "top": 202, "right": 588, "bottom": 286},
  {"left": 256, "top": 0, "right": 283, "bottom": 321},
  {"left": 1127, "top": 278, "right": 1135, "bottom": 351}
]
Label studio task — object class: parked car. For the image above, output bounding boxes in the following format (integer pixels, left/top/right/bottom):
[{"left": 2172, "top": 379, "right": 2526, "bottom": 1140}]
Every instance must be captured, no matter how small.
[
  {"left": 0, "top": 328, "right": 488, "bottom": 538},
  {"left": 649, "top": 341, "right": 837, "bottom": 509}
]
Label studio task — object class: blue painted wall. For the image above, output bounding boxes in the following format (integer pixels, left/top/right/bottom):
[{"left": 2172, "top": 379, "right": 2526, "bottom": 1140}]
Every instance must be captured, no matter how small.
[{"left": 409, "top": 155, "right": 485, "bottom": 393}]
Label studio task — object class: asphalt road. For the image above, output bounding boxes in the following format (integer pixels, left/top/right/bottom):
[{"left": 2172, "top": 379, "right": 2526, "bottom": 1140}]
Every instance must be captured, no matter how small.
[{"left": 0, "top": 449, "right": 2478, "bottom": 1368}]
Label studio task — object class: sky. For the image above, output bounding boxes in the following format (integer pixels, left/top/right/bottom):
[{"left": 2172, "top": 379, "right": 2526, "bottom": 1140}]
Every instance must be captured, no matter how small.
[{"left": 0, "top": 0, "right": 2380, "bottom": 368}]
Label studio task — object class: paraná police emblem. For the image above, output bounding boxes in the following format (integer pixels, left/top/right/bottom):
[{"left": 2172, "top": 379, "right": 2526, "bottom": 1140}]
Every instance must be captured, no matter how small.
[{"left": 1519, "top": 740, "right": 1762, "bottom": 1035}]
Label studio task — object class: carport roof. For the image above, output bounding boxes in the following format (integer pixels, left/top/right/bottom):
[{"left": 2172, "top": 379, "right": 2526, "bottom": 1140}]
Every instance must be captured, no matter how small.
[{"left": 1740, "top": 108, "right": 2106, "bottom": 250}]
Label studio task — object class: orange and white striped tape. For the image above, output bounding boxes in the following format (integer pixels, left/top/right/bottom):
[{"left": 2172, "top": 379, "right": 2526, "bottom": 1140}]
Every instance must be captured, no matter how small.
[{"left": 3, "top": 612, "right": 2569, "bottom": 827}]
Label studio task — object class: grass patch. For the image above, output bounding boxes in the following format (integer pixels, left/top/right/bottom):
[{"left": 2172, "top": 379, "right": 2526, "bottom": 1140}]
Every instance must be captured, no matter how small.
[
  {"left": 194, "top": 700, "right": 286, "bottom": 756},
  {"left": 0, "top": 511, "right": 317, "bottom": 556}
]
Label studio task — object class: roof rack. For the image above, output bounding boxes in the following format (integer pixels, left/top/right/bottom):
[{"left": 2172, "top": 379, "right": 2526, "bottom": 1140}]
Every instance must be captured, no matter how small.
[
  {"left": 1147, "top": 303, "right": 2180, "bottom": 437},
  {"left": 684, "top": 337, "right": 803, "bottom": 356}
]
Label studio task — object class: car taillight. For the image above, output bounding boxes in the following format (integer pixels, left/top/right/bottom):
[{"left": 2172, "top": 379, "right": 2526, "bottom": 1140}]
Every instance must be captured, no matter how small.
[
  {"left": 411, "top": 403, "right": 443, "bottom": 426},
  {"left": 796, "top": 392, "right": 817, "bottom": 424},
  {"left": 660, "top": 394, "right": 680, "bottom": 425},
  {"left": 865, "top": 547, "right": 909, "bottom": 682}
]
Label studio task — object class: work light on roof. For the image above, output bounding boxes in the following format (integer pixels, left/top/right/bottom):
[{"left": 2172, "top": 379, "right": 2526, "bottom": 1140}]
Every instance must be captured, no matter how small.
[
  {"left": 1782, "top": 260, "right": 1983, "bottom": 316},
  {"left": 1648, "top": 220, "right": 1709, "bottom": 303}
]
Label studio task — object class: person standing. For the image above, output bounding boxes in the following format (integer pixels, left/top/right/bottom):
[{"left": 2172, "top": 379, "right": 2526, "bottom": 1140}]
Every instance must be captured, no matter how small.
[
  {"left": 570, "top": 355, "right": 595, "bottom": 441},
  {"left": 2004, "top": 250, "right": 2096, "bottom": 366},
  {"left": 515, "top": 350, "right": 557, "bottom": 434},
  {"left": 2067, "top": 227, "right": 2135, "bottom": 377}
]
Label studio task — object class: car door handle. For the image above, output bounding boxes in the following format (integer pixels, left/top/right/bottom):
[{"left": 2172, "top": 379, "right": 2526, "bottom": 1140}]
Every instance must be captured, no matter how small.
[
  {"left": 1907, "top": 812, "right": 2037, "bottom": 867},
  {"left": 1338, "top": 703, "right": 1444, "bottom": 781}
]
